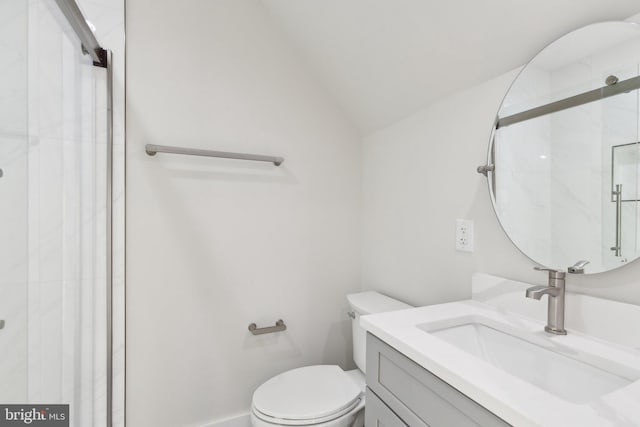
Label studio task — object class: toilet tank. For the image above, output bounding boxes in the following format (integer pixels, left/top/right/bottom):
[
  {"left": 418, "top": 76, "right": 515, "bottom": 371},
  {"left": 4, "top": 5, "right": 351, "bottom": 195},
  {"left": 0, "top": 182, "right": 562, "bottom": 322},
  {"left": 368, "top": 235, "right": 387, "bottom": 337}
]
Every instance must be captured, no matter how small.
[{"left": 347, "top": 291, "right": 411, "bottom": 373}]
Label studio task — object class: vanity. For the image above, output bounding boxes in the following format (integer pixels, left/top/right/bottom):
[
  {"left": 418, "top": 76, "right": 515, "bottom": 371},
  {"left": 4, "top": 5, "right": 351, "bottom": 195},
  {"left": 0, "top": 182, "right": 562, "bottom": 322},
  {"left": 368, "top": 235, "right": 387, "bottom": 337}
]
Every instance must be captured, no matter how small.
[{"left": 360, "top": 278, "right": 640, "bottom": 426}]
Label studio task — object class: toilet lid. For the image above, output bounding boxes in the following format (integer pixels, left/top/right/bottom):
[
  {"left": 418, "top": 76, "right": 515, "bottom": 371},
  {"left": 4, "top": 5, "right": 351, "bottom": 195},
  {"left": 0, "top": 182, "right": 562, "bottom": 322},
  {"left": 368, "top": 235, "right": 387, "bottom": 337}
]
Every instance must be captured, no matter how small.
[{"left": 252, "top": 365, "right": 362, "bottom": 421}]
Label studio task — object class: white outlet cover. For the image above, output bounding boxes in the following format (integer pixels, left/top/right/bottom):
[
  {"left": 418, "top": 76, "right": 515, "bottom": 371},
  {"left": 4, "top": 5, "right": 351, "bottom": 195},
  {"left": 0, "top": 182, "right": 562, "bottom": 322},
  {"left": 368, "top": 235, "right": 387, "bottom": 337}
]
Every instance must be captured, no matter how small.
[{"left": 456, "top": 219, "right": 474, "bottom": 252}]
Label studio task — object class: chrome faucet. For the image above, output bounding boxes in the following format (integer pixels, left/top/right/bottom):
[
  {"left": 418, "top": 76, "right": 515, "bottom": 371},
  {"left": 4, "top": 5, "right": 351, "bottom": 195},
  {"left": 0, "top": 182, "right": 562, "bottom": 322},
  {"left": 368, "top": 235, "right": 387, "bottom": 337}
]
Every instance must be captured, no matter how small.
[{"left": 526, "top": 267, "right": 567, "bottom": 335}]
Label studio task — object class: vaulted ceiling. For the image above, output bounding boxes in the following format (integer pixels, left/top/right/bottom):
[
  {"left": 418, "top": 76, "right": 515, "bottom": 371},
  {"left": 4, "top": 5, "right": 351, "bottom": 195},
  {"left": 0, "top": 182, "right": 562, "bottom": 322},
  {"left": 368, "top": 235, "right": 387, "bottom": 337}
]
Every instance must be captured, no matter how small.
[{"left": 261, "top": 0, "right": 640, "bottom": 134}]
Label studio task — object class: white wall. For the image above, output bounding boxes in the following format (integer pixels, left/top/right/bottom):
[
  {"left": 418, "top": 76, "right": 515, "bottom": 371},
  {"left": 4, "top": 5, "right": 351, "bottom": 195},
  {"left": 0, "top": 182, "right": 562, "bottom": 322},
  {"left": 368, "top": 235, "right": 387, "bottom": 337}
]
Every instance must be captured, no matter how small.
[
  {"left": 362, "top": 67, "right": 640, "bottom": 310},
  {"left": 125, "top": 1, "right": 361, "bottom": 426},
  {"left": 362, "top": 70, "right": 517, "bottom": 306}
]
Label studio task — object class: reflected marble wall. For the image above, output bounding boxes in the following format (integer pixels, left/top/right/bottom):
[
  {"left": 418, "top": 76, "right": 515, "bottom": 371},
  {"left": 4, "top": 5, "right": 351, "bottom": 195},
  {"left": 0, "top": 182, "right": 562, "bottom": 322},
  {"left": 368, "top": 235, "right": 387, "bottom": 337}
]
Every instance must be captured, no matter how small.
[{"left": 494, "top": 66, "right": 552, "bottom": 266}]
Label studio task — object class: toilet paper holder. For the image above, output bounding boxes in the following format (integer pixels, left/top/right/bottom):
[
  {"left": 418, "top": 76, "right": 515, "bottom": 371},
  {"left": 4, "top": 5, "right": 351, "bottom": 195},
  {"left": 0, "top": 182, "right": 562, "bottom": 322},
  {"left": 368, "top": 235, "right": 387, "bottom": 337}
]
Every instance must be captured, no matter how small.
[{"left": 248, "top": 319, "right": 286, "bottom": 335}]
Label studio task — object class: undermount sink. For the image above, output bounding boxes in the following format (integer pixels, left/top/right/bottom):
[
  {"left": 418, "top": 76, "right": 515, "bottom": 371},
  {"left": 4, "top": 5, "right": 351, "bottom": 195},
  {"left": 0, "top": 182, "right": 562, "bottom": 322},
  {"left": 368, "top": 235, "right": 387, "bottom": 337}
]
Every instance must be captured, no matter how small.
[{"left": 419, "top": 315, "right": 638, "bottom": 403}]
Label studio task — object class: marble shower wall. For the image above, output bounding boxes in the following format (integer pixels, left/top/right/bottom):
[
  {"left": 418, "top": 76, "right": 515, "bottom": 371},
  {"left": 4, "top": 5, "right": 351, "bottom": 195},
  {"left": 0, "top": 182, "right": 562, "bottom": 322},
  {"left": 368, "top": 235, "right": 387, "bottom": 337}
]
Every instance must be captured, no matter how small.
[{"left": 0, "top": 0, "right": 29, "bottom": 403}]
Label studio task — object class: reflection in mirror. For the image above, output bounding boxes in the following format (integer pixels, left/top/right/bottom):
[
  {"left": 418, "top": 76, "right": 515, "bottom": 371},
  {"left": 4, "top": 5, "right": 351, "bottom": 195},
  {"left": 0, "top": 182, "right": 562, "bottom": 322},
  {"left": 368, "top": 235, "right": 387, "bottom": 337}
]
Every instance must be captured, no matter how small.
[
  {"left": 610, "top": 142, "right": 640, "bottom": 259},
  {"left": 612, "top": 143, "right": 640, "bottom": 202},
  {"left": 488, "top": 22, "right": 640, "bottom": 274}
]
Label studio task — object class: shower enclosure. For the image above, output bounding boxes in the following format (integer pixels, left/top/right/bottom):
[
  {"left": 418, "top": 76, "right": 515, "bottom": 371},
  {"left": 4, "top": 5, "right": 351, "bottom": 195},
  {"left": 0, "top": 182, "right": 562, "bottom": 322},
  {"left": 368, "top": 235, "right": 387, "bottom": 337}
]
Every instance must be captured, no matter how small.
[{"left": 0, "top": 0, "right": 121, "bottom": 426}]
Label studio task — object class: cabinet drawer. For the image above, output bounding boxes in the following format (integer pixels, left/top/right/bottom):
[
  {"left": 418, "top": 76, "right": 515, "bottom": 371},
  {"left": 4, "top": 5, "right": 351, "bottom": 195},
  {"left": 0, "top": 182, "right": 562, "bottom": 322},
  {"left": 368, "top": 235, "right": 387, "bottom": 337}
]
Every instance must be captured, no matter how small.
[
  {"left": 366, "top": 333, "right": 511, "bottom": 427},
  {"left": 365, "top": 387, "right": 409, "bottom": 427}
]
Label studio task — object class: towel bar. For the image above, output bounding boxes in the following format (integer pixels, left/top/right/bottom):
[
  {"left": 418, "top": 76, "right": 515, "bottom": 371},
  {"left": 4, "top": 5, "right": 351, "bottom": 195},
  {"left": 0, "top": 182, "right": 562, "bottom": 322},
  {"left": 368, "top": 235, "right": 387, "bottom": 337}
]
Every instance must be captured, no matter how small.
[{"left": 145, "top": 144, "right": 284, "bottom": 166}]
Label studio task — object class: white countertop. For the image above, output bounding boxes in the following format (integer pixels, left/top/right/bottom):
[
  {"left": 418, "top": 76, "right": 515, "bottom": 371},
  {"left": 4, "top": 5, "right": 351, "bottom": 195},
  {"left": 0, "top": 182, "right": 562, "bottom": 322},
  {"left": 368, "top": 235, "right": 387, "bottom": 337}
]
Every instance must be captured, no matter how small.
[{"left": 360, "top": 300, "right": 640, "bottom": 427}]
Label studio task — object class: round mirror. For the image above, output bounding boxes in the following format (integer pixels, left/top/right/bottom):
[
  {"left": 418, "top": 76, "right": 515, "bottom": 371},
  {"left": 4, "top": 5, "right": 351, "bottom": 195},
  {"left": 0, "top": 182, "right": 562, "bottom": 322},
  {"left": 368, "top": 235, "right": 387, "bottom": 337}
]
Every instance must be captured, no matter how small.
[{"left": 488, "top": 21, "right": 640, "bottom": 274}]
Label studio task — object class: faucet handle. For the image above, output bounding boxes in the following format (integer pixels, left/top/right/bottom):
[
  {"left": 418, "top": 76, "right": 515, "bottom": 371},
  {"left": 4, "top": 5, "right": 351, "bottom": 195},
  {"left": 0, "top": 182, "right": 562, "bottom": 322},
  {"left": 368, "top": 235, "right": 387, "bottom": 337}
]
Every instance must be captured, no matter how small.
[
  {"left": 534, "top": 266, "right": 566, "bottom": 279},
  {"left": 568, "top": 260, "right": 590, "bottom": 274}
]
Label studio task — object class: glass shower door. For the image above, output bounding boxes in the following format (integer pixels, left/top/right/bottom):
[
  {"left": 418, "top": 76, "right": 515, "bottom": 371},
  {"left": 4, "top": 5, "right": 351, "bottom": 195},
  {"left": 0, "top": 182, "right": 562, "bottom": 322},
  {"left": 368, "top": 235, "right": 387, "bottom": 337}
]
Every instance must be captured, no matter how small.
[{"left": 0, "top": 1, "right": 108, "bottom": 426}]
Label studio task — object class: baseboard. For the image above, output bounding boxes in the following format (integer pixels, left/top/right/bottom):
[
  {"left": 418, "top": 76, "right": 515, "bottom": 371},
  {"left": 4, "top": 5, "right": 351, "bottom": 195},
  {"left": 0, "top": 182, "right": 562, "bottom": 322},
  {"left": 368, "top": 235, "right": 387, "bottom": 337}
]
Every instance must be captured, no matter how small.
[{"left": 198, "top": 412, "right": 251, "bottom": 427}]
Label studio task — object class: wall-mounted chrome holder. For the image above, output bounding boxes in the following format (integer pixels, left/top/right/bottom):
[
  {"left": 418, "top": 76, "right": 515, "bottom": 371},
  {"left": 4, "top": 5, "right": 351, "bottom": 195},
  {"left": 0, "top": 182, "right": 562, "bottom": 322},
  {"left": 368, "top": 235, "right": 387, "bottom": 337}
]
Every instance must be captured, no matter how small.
[
  {"left": 248, "top": 319, "right": 286, "bottom": 335},
  {"left": 477, "top": 164, "right": 494, "bottom": 176}
]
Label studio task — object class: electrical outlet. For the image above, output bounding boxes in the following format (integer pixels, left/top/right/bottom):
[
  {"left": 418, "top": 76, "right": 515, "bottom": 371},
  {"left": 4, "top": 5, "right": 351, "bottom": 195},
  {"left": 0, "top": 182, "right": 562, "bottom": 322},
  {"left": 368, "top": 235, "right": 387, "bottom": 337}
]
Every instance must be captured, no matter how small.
[{"left": 456, "top": 219, "right": 474, "bottom": 252}]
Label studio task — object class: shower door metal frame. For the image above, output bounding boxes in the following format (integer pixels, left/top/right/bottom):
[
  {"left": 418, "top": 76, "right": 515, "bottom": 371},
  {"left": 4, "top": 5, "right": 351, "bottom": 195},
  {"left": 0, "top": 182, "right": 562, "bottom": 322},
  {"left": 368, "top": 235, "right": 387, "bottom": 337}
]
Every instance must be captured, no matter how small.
[
  {"left": 53, "top": 1, "right": 116, "bottom": 426},
  {"left": 53, "top": 0, "right": 108, "bottom": 67}
]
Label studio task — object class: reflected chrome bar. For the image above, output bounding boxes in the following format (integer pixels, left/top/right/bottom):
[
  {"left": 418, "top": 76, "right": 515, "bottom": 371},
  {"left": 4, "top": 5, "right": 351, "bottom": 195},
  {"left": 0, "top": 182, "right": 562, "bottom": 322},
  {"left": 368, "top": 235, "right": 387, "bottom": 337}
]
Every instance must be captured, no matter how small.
[
  {"left": 611, "top": 184, "right": 622, "bottom": 257},
  {"left": 145, "top": 144, "right": 284, "bottom": 166},
  {"left": 248, "top": 320, "right": 287, "bottom": 335},
  {"left": 497, "top": 75, "right": 640, "bottom": 128},
  {"left": 54, "top": 0, "right": 107, "bottom": 67}
]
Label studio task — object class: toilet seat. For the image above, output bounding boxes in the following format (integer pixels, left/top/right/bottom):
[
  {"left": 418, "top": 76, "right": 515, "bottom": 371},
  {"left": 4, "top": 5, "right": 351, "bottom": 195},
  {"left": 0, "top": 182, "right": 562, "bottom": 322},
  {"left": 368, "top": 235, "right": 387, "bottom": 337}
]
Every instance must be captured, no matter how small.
[{"left": 251, "top": 365, "right": 363, "bottom": 426}]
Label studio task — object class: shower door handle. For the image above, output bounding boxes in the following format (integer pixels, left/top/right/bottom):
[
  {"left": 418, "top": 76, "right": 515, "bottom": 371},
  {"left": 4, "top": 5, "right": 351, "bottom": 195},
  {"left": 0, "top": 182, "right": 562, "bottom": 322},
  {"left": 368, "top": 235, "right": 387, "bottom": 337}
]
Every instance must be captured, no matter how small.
[{"left": 611, "top": 184, "right": 622, "bottom": 257}]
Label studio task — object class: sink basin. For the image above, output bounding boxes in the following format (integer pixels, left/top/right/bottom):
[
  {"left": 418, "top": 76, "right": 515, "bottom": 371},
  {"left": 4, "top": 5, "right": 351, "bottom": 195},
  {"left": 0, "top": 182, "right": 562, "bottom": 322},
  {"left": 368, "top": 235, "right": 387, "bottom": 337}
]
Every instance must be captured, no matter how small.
[{"left": 419, "top": 315, "right": 638, "bottom": 403}]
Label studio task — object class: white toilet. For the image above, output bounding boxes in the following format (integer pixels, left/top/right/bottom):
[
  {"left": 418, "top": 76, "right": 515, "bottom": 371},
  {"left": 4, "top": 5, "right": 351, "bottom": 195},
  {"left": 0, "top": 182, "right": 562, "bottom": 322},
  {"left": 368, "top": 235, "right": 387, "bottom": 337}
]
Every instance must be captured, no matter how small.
[{"left": 250, "top": 291, "right": 411, "bottom": 427}]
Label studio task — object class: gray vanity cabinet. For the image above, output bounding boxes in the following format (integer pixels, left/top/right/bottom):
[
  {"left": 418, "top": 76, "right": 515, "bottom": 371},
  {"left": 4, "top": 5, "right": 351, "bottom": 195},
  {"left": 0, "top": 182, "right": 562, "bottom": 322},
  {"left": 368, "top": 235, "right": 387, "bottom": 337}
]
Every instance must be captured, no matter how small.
[
  {"left": 366, "top": 387, "right": 407, "bottom": 427},
  {"left": 365, "top": 333, "right": 511, "bottom": 427}
]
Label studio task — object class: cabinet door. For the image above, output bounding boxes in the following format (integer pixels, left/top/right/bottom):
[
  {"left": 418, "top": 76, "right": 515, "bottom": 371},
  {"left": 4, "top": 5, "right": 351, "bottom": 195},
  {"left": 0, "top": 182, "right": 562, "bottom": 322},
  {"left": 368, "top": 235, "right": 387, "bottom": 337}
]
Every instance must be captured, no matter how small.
[
  {"left": 367, "top": 333, "right": 511, "bottom": 427},
  {"left": 365, "top": 387, "right": 410, "bottom": 427}
]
